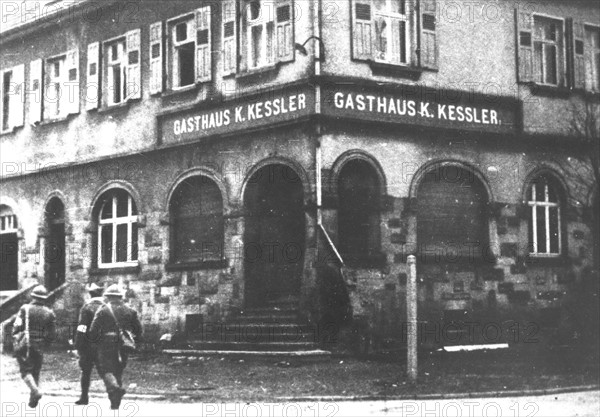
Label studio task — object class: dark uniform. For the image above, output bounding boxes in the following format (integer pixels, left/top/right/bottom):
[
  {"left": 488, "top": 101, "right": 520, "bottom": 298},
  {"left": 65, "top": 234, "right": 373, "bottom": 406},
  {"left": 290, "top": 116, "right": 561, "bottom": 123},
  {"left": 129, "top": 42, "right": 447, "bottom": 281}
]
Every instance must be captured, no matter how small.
[
  {"left": 89, "top": 287, "right": 142, "bottom": 409},
  {"left": 11, "top": 285, "right": 56, "bottom": 408},
  {"left": 74, "top": 296, "right": 104, "bottom": 404}
]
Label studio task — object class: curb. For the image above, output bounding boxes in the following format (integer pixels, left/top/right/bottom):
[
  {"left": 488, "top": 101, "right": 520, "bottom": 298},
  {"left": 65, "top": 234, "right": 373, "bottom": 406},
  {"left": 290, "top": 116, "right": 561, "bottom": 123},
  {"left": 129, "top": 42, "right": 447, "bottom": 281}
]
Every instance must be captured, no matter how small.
[
  {"left": 274, "top": 384, "right": 600, "bottom": 402},
  {"left": 28, "top": 384, "right": 599, "bottom": 403}
]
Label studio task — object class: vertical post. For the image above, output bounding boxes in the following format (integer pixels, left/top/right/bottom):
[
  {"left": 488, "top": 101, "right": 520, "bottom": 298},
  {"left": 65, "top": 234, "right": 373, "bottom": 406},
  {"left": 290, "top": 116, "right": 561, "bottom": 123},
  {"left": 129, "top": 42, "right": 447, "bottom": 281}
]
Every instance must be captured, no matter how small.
[{"left": 407, "top": 255, "right": 417, "bottom": 382}]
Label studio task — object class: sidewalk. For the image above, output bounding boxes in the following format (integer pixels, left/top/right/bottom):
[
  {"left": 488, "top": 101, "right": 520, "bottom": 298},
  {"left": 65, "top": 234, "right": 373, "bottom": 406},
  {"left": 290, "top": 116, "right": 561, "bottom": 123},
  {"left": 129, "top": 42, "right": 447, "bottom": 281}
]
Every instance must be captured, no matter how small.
[{"left": 1, "top": 345, "right": 598, "bottom": 403}]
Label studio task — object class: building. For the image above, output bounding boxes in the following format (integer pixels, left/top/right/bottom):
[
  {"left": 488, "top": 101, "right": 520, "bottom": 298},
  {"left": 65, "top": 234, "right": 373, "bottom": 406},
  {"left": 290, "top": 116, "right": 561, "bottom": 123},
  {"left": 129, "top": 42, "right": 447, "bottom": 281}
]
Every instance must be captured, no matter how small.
[{"left": 1, "top": 0, "right": 599, "bottom": 351}]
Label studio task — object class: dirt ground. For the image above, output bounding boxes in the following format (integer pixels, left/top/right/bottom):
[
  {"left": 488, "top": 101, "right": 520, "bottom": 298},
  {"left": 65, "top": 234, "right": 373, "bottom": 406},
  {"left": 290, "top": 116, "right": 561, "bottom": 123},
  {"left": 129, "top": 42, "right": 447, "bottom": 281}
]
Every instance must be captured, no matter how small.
[{"left": 1, "top": 345, "right": 598, "bottom": 402}]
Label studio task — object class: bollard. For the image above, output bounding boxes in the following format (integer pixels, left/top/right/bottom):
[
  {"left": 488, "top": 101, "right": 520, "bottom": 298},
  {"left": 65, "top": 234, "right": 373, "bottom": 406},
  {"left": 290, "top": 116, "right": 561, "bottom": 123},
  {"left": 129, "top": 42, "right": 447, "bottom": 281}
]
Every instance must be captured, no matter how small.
[{"left": 406, "top": 255, "right": 417, "bottom": 383}]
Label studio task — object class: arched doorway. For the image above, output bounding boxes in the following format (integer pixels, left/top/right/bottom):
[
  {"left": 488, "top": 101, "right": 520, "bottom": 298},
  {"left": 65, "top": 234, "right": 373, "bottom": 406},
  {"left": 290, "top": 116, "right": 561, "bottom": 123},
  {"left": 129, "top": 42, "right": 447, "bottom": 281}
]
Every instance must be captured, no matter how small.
[
  {"left": 417, "top": 165, "right": 489, "bottom": 263},
  {"left": 0, "top": 205, "right": 19, "bottom": 291},
  {"left": 338, "top": 159, "right": 382, "bottom": 265},
  {"left": 44, "top": 198, "right": 66, "bottom": 291},
  {"left": 243, "top": 164, "right": 305, "bottom": 307}
]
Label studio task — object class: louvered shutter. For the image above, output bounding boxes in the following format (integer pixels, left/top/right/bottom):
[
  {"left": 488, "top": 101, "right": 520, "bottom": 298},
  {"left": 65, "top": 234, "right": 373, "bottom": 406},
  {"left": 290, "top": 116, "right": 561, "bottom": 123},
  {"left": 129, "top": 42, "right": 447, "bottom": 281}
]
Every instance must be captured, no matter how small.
[
  {"left": 222, "top": 0, "right": 237, "bottom": 75},
  {"left": 195, "top": 6, "right": 212, "bottom": 83},
  {"left": 276, "top": 0, "right": 293, "bottom": 62},
  {"left": 419, "top": 0, "right": 438, "bottom": 69},
  {"left": 126, "top": 29, "right": 141, "bottom": 99},
  {"left": 573, "top": 20, "right": 585, "bottom": 89},
  {"left": 352, "top": 1, "right": 372, "bottom": 61},
  {"left": 86, "top": 42, "right": 100, "bottom": 110},
  {"left": 515, "top": 7, "right": 534, "bottom": 83},
  {"left": 9, "top": 64, "right": 25, "bottom": 128},
  {"left": 65, "top": 49, "right": 80, "bottom": 114},
  {"left": 29, "top": 59, "right": 43, "bottom": 124},
  {"left": 149, "top": 22, "right": 163, "bottom": 94}
]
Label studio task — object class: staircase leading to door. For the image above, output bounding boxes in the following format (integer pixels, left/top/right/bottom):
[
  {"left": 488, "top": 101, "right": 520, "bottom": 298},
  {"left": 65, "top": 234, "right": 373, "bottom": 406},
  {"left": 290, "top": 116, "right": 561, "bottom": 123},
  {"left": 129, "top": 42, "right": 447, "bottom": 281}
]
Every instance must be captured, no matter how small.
[{"left": 176, "top": 298, "right": 325, "bottom": 353}]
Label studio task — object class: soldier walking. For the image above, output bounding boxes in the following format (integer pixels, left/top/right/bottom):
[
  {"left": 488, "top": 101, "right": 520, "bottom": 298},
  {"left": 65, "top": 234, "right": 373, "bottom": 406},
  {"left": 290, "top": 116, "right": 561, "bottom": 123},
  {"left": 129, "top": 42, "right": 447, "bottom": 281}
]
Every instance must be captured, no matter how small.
[
  {"left": 11, "top": 285, "right": 57, "bottom": 408},
  {"left": 73, "top": 283, "right": 104, "bottom": 405},
  {"left": 90, "top": 284, "right": 142, "bottom": 410}
]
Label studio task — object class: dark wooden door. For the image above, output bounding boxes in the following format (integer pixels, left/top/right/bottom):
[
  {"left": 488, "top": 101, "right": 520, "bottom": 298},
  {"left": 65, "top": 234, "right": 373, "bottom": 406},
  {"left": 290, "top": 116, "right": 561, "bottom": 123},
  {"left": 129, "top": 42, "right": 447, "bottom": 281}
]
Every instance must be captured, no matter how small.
[
  {"left": 0, "top": 233, "right": 19, "bottom": 291},
  {"left": 244, "top": 165, "right": 305, "bottom": 307},
  {"left": 45, "top": 223, "right": 65, "bottom": 291}
]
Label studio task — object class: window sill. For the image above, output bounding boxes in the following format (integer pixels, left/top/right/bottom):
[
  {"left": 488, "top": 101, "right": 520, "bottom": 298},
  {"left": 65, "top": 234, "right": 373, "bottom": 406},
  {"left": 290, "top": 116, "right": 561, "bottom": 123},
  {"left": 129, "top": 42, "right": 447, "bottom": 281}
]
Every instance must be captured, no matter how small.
[
  {"left": 97, "top": 99, "right": 140, "bottom": 115},
  {"left": 0, "top": 126, "right": 21, "bottom": 136},
  {"left": 161, "top": 84, "right": 201, "bottom": 99},
  {"left": 236, "top": 63, "right": 280, "bottom": 81},
  {"left": 365, "top": 60, "right": 426, "bottom": 81},
  {"left": 38, "top": 114, "right": 74, "bottom": 127},
  {"left": 89, "top": 264, "right": 141, "bottom": 276},
  {"left": 520, "top": 82, "right": 572, "bottom": 98},
  {"left": 165, "top": 259, "right": 228, "bottom": 271}
]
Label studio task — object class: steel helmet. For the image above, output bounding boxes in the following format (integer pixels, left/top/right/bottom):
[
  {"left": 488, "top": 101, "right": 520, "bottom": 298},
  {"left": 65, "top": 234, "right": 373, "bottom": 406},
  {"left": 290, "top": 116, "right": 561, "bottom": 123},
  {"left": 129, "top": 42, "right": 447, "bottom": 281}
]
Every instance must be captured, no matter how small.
[
  {"left": 31, "top": 285, "right": 49, "bottom": 300},
  {"left": 103, "top": 284, "right": 123, "bottom": 298}
]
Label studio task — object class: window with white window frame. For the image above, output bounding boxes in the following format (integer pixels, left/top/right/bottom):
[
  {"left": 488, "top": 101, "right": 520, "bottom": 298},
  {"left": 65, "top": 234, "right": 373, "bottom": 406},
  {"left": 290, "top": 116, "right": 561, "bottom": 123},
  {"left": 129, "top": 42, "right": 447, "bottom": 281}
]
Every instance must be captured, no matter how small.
[
  {"left": 527, "top": 175, "right": 562, "bottom": 256},
  {"left": 102, "top": 30, "right": 141, "bottom": 107},
  {"left": 1, "top": 70, "right": 13, "bottom": 131},
  {"left": 532, "top": 16, "right": 565, "bottom": 86},
  {"left": 41, "top": 50, "right": 79, "bottom": 120},
  {"left": 246, "top": 0, "right": 275, "bottom": 69},
  {"left": 352, "top": 0, "right": 436, "bottom": 68},
  {"left": 0, "top": 214, "right": 18, "bottom": 233},
  {"left": 1, "top": 65, "right": 24, "bottom": 132},
  {"left": 45, "top": 57, "right": 64, "bottom": 119},
  {"left": 373, "top": 0, "right": 409, "bottom": 64},
  {"left": 97, "top": 190, "right": 139, "bottom": 268},
  {"left": 167, "top": 7, "right": 211, "bottom": 90},
  {"left": 105, "top": 39, "right": 127, "bottom": 106}
]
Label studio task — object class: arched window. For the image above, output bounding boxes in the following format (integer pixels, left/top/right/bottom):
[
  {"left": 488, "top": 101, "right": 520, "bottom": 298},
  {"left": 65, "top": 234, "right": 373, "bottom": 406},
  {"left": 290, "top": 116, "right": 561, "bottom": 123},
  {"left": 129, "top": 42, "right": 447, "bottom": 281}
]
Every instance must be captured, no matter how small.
[
  {"left": 96, "top": 189, "right": 138, "bottom": 267},
  {"left": 0, "top": 205, "right": 19, "bottom": 291},
  {"left": 338, "top": 159, "right": 381, "bottom": 264},
  {"left": 527, "top": 175, "right": 562, "bottom": 256},
  {"left": 170, "top": 176, "right": 224, "bottom": 263},
  {"left": 417, "top": 165, "right": 489, "bottom": 262}
]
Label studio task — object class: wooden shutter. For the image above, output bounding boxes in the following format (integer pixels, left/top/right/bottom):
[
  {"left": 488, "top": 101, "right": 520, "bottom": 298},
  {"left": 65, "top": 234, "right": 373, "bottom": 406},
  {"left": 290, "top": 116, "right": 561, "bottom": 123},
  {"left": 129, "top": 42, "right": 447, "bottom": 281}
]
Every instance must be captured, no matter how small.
[
  {"left": 149, "top": 22, "right": 163, "bottom": 94},
  {"left": 126, "top": 29, "right": 141, "bottom": 99},
  {"left": 276, "top": 0, "right": 294, "bottom": 62},
  {"left": 29, "top": 59, "right": 43, "bottom": 124},
  {"left": 86, "top": 42, "right": 100, "bottom": 110},
  {"left": 419, "top": 0, "right": 438, "bottom": 69},
  {"left": 65, "top": 49, "right": 80, "bottom": 114},
  {"left": 515, "top": 7, "right": 534, "bottom": 83},
  {"left": 9, "top": 64, "right": 25, "bottom": 128},
  {"left": 352, "top": 0, "right": 372, "bottom": 60},
  {"left": 222, "top": 0, "right": 237, "bottom": 75},
  {"left": 573, "top": 20, "right": 586, "bottom": 89},
  {"left": 195, "top": 6, "right": 212, "bottom": 83}
]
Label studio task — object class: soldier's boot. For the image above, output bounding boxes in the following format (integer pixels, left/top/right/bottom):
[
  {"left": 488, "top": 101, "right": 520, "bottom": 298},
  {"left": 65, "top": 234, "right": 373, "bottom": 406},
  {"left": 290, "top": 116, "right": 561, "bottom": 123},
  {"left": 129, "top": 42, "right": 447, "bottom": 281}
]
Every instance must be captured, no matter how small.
[
  {"left": 23, "top": 374, "right": 42, "bottom": 408},
  {"left": 102, "top": 374, "right": 125, "bottom": 410},
  {"left": 75, "top": 371, "right": 91, "bottom": 405}
]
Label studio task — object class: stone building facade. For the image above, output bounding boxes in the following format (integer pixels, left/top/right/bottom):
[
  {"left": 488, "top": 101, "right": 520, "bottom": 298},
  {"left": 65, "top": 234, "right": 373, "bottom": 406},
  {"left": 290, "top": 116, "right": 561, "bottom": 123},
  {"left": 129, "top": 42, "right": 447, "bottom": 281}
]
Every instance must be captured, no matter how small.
[{"left": 1, "top": 0, "right": 598, "bottom": 350}]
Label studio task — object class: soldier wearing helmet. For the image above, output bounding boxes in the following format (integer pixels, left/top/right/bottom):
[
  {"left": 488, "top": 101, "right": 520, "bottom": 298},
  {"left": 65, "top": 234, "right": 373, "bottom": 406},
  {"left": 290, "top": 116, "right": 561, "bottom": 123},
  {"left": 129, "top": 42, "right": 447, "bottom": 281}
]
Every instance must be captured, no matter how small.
[
  {"left": 11, "top": 285, "right": 56, "bottom": 408},
  {"left": 89, "top": 284, "right": 142, "bottom": 410},
  {"left": 73, "top": 282, "right": 104, "bottom": 405}
]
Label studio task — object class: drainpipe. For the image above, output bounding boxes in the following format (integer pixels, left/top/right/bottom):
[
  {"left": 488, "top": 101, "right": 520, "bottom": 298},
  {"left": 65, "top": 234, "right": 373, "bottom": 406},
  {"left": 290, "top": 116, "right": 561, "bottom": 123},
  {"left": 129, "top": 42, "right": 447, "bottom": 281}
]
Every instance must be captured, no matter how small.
[{"left": 314, "top": 0, "right": 344, "bottom": 267}]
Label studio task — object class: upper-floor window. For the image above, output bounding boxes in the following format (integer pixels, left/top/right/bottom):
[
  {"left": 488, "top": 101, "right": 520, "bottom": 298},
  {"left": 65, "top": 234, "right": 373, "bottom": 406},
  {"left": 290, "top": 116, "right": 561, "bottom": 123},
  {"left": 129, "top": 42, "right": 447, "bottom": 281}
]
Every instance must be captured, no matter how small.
[
  {"left": 246, "top": 0, "right": 275, "bottom": 69},
  {"left": 352, "top": 0, "right": 437, "bottom": 69},
  {"left": 527, "top": 175, "right": 563, "bottom": 257},
  {"left": 0, "top": 65, "right": 24, "bottom": 132},
  {"left": 533, "top": 16, "right": 565, "bottom": 86},
  {"left": 96, "top": 189, "right": 139, "bottom": 268},
  {"left": 167, "top": 7, "right": 211, "bottom": 90},
  {"left": 373, "top": 0, "right": 409, "bottom": 64},
  {"left": 102, "top": 30, "right": 141, "bottom": 107}
]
